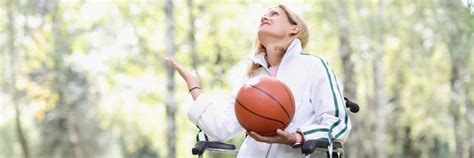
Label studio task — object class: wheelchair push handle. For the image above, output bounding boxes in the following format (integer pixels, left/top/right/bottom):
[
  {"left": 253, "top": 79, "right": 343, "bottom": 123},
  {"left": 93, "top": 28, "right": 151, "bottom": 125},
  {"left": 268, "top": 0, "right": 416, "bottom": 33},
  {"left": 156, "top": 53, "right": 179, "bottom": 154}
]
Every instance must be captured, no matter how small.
[
  {"left": 192, "top": 141, "right": 236, "bottom": 155},
  {"left": 344, "top": 97, "right": 359, "bottom": 113},
  {"left": 302, "top": 139, "right": 343, "bottom": 155},
  {"left": 301, "top": 139, "right": 328, "bottom": 155}
]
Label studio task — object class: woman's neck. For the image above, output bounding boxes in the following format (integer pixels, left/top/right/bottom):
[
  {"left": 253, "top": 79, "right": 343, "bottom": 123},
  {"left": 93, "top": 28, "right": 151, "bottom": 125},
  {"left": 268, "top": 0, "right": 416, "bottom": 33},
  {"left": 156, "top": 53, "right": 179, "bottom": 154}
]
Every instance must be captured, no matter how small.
[
  {"left": 265, "top": 45, "right": 283, "bottom": 67},
  {"left": 260, "top": 37, "right": 295, "bottom": 67},
  {"left": 264, "top": 40, "right": 293, "bottom": 67}
]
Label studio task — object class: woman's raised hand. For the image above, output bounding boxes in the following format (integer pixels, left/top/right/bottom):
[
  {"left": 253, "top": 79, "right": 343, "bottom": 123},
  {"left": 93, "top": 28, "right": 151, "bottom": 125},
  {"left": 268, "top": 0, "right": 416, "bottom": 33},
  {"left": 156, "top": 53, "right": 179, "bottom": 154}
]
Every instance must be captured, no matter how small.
[{"left": 165, "top": 58, "right": 201, "bottom": 99}]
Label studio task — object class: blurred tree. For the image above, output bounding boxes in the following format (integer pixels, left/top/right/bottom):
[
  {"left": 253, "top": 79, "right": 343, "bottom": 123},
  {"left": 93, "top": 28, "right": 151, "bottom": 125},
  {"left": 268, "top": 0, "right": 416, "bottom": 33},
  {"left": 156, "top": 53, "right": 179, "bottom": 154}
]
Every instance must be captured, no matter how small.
[
  {"left": 442, "top": 1, "right": 472, "bottom": 158},
  {"left": 188, "top": 0, "right": 199, "bottom": 73},
  {"left": 164, "top": 0, "right": 177, "bottom": 157},
  {"left": 334, "top": 1, "right": 358, "bottom": 158},
  {"left": 373, "top": 1, "right": 387, "bottom": 158},
  {"left": 36, "top": 1, "right": 108, "bottom": 157},
  {"left": 336, "top": 0, "right": 356, "bottom": 99},
  {"left": 467, "top": 3, "right": 474, "bottom": 151},
  {"left": 6, "top": 0, "right": 30, "bottom": 157}
]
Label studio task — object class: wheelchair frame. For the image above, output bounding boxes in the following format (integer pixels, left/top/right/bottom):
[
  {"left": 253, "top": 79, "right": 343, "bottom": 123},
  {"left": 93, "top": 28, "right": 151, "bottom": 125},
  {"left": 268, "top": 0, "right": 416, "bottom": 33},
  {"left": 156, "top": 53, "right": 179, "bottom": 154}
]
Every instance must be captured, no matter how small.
[{"left": 192, "top": 97, "right": 359, "bottom": 158}]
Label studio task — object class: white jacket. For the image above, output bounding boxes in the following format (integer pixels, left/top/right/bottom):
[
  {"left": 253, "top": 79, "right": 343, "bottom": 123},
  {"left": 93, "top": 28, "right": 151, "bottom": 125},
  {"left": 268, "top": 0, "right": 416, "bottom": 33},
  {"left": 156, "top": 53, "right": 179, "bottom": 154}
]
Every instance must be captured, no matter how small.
[{"left": 188, "top": 39, "right": 351, "bottom": 158}]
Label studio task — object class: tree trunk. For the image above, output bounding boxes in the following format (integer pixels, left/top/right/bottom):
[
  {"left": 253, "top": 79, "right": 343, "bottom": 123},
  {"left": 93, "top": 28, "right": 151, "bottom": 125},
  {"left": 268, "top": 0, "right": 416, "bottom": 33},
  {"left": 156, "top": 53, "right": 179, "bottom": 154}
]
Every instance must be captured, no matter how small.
[
  {"left": 41, "top": 1, "right": 85, "bottom": 157},
  {"left": 445, "top": 1, "right": 468, "bottom": 158},
  {"left": 187, "top": 0, "right": 203, "bottom": 87},
  {"left": 374, "top": 1, "right": 387, "bottom": 158},
  {"left": 7, "top": 0, "right": 30, "bottom": 157},
  {"left": 447, "top": 43, "right": 467, "bottom": 158},
  {"left": 14, "top": 106, "right": 29, "bottom": 158},
  {"left": 188, "top": 0, "right": 198, "bottom": 71},
  {"left": 52, "top": 2, "right": 85, "bottom": 157},
  {"left": 38, "top": 1, "right": 106, "bottom": 157},
  {"left": 336, "top": 1, "right": 356, "bottom": 99},
  {"left": 335, "top": 2, "right": 358, "bottom": 158},
  {"left": 402, "top": 126, "right": 421, "bottom": 158},
  {"left": 165, "top": 0, "right": 177, "bottom": 158},
  {"left": 449, "top": 58, "right": 464, "bottom": 158},
  {"left": 466, "top": 84, "right": 473, "bottom": 158}
]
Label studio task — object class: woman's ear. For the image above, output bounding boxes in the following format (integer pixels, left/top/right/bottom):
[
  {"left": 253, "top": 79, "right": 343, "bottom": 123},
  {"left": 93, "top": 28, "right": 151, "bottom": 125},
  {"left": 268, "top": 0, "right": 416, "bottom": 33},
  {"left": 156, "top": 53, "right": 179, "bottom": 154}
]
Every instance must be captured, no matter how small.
[{"left": 289, "top": 25, "right": 301, "bottom": 36}]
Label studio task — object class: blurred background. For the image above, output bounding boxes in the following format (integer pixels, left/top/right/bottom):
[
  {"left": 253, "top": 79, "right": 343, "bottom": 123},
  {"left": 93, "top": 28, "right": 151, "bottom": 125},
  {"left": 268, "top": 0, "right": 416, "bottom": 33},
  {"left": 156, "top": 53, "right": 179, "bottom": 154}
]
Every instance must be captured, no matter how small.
[{"left": 0, "top": 0, "right": 473, "bottom": 158}]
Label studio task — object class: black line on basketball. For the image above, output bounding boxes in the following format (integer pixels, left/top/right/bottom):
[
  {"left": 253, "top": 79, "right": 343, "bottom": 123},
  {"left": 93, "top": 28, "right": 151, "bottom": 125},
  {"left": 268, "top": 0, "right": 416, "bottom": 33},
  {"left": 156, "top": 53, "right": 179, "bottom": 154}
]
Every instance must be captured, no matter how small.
[
  {"left": 249, "top": 85, "right": 290, "bottom": 120},
  {"left": 277, "top": 81, "right": 295, "bottom": 109},
  {"left": 236, "top": 100, "right": 285, "bottom": 127}
]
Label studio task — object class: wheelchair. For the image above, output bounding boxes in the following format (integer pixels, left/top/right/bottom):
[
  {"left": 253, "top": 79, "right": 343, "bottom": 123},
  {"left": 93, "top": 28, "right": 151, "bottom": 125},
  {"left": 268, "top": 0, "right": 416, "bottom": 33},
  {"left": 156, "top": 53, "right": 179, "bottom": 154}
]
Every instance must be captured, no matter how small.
[{"left": 192, "top": 97, "right": 360, "bottom": 158}]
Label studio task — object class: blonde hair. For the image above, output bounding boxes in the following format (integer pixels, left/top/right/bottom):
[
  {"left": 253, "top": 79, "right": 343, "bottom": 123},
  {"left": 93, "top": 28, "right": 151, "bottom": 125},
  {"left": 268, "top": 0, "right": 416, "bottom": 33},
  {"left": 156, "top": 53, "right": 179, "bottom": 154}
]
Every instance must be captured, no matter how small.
[{"left": 247, "top": 4, "right": 309, "bottom": 77}]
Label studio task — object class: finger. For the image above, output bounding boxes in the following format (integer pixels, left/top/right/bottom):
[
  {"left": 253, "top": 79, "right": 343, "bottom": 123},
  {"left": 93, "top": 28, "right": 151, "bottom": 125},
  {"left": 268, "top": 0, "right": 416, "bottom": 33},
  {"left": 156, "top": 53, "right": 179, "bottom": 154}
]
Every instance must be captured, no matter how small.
[
  {"left": 276, "top": 129, "right": 294, "bottom": 142},
  {"left": 166, "top": 57, "right": 177, "bottom": 63},
  {"left": 249, "top": 131, "right": 268, "bottom": 142},
  {"left": 276, "top": 129, "right": 290, "bottom": 137},
  {"left": 166, "top": 58, "right": 189, "bottom": 76},
  {"left": 248, "top": 131, "right": 259, "bottom": 139},
  {"left": 165, "top": 58, "right": 179, "bottom": 68},
  {"left": 165, "top": 58, "right": 177, "bottom": 69}
]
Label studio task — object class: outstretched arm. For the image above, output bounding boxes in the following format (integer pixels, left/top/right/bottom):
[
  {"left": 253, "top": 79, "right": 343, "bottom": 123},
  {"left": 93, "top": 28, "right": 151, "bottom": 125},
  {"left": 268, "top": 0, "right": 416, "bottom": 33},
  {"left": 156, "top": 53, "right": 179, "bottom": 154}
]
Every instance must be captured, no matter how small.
[
  {"left": 165, "top": 57, "right": 243, "bottom": 141},
  {"left": 165, "top": 57, "right": 201, "bottom": 100}
]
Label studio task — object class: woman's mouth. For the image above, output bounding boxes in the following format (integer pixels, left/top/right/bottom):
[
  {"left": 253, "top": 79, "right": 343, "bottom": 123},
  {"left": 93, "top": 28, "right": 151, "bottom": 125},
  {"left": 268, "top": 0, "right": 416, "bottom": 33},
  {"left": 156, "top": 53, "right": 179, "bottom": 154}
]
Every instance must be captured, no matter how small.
[{"left": 260, "top": 22, "right": 270, "bottom": 27}]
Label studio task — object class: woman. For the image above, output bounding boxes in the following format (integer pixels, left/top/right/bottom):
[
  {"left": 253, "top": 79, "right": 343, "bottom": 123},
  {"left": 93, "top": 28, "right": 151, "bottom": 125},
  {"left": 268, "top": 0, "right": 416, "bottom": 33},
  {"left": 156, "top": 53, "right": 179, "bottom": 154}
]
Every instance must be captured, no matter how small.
[{"left": 165, "top": 5, "right": 351, "bottom": 157}]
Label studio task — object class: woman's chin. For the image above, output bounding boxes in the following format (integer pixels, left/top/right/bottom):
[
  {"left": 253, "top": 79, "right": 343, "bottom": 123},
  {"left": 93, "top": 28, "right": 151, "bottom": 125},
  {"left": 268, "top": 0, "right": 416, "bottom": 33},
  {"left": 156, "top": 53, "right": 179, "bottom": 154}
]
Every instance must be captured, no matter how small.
[
  {"left": 257, "top": 27, "right": 268, "bottom": 33},
  {"left": 258, "top": 30, "right": 284, "bottom": 40},
  {"left": 257, "top": 29, "right": 272, "bottom": 37}
]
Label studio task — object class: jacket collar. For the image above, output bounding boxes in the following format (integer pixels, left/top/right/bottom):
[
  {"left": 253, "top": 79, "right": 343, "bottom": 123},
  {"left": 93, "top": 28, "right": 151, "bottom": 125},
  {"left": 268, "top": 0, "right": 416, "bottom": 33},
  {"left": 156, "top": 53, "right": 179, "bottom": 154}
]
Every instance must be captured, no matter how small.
[{"left": 250, "top": 38, "right": 303, "bottom": 69}]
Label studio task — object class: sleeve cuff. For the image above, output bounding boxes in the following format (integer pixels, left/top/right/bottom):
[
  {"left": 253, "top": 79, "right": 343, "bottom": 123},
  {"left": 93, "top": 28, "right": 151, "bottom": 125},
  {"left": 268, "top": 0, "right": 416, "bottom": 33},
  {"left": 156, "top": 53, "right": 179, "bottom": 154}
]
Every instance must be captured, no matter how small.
[
  {"left": 187, "top": 93, "right": 211, "bottom": 124},
  {"left": 300, "top": 126, "right": 330, "bottom": 141}
]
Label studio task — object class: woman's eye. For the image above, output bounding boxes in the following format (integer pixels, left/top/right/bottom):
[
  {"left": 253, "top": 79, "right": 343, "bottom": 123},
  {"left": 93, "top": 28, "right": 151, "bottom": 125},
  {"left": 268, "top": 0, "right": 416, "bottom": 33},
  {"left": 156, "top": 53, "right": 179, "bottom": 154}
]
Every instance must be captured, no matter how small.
[{"left": 271, "top": 12, "right": 278, "bottom": 16}]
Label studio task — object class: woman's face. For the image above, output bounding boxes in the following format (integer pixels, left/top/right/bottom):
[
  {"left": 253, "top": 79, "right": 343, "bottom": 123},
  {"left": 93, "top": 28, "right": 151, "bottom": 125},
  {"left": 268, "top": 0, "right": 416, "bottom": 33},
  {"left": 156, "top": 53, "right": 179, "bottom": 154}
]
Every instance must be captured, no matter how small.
[{"left": 258, "top": 7, "right": 296, "bottom": 40}]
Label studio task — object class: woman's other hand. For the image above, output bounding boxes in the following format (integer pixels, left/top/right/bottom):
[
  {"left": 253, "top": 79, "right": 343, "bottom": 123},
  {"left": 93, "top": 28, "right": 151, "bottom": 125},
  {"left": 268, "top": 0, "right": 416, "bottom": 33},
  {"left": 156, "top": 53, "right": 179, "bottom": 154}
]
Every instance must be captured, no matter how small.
[{"left": 165, "top": 57, "right": 201, "bottom": 99}]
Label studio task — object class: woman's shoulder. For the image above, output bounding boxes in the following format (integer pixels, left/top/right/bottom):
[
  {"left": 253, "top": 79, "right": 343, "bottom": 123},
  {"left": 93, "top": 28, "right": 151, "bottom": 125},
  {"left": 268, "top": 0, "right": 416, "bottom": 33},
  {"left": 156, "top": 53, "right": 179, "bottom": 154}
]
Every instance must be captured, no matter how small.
[
  {"left": 295, "top": 53, "right": 337, "bottom": 80},
  {"left": 297, "top": 53, "right": 330, "bottom": 68}
]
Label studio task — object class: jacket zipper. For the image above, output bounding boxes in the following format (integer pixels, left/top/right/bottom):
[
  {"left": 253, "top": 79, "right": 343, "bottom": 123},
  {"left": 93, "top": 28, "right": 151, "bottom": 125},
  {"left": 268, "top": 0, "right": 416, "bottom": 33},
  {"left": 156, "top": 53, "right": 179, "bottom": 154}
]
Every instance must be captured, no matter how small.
[{"left": 265, "top": 144, "right": 273, "bottom": 158}]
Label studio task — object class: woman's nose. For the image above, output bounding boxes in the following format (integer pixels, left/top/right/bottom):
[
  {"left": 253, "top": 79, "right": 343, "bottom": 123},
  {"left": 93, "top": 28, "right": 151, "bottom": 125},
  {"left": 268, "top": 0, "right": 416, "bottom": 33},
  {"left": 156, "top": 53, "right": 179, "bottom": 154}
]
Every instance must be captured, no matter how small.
[{"left": 260, "top": 15, "right": 268, "bottom": 23}]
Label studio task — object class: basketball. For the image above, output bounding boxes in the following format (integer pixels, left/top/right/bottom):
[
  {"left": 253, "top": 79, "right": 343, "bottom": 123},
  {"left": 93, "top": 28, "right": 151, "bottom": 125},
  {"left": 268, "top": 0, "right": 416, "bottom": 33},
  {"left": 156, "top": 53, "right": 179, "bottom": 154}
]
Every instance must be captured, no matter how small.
[{"left": 234, "top": 76, "right": 295, "bottom": 136}]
